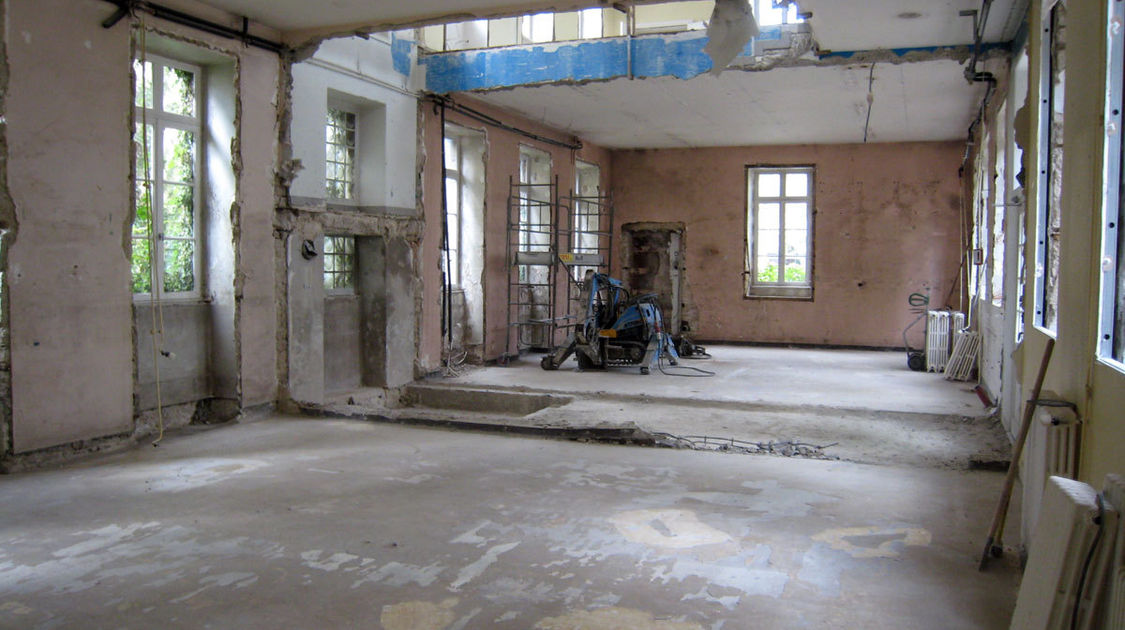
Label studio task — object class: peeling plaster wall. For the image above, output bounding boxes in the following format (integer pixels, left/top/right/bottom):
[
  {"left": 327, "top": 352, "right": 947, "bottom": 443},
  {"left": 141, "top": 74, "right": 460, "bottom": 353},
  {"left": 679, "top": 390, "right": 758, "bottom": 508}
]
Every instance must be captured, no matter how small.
[
  {"left": 419, "top": 96, "right": 612, "bottom": 367},
  {"left": 235, "top": 49, "right": 281, "bottom": 406},
  {"left": 2, "top": 0, "right": 280, "bottom": 455},
  {"left": 611, "top": 142, "right": 964, "bottom": 348},
  {"left": 280, "top": 36, "right": 422, "bottom": 402},
  {"left": 6, "top": 0, "right": 135, "bottom": 452}
]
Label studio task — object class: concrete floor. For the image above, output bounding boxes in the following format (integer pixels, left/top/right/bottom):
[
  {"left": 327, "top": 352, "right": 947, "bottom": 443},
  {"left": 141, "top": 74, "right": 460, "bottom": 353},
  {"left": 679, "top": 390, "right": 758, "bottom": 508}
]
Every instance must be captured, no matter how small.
[
  {"left": 0, "top": 416, "right": 1020, "bottom": 629},
  {"left": 446, "top": 346, "right": 988, "bottom": 417},
  {"left": 329, "top": 346, "right": 1010, "bottom": 470}
]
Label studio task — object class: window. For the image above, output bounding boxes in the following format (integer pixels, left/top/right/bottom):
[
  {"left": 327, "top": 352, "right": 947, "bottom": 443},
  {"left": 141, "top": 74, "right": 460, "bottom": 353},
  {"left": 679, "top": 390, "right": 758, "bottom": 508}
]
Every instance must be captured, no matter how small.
[
  {"left": 132, "top": 55, "right": 200, "bottom": 297},
  {"left": 1101, "top": 0, "right": 1125, "bottom": 364},
  {"left": 519, "top": 13, "right": 554, "bottom": 44},
  {"left": 746, "top": 166, "right": 814, "bottom": 299},
  {"left": 443, "top": 133, "right": 463, "bottom": 287},
  {"left": 1036, "top": 2, "right": 1066, "bottom": 332},
  {"left": 992, "top": 105, "right": 1008, "bottom": 306},
  {"left": 755, "top": 0, "right": 804, "bottom": 27},
  {"left": 323, "top": 235, "right": 356, "bottom": 293},
  {"left": 326, "top": 107, "right": 356, "bottom": 200},
  {"left": 572, "top": 161, "right": 603, "bottom": 281},
  {"left": 579, "top": 8, "right": 604, "bottom": 39}
]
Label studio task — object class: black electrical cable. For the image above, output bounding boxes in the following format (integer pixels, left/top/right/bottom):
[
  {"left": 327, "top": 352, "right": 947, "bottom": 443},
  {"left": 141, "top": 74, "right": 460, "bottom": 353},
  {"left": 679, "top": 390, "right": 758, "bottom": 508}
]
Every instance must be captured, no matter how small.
[
  {"left": 425, "top": 94, "right": 582, "bottom": 151},
  {"left": 1070, "top": 493, "right": 1106, "bottom": 630},
  {"left": 100, "top": 0, "right": 285, "bottom": 54},
  {"left": 863, "top": 62, "right": 876, "bottom": 143},
  {"left": 656, "top": 348, "right": 715, "bottom": 377}
]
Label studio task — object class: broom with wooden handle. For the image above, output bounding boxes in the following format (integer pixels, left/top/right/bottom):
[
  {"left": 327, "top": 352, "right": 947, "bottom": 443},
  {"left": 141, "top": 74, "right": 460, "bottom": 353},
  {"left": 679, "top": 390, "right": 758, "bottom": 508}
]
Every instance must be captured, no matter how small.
[{"left": 979, "top": 336, "right": 1055, "bottom": 571}]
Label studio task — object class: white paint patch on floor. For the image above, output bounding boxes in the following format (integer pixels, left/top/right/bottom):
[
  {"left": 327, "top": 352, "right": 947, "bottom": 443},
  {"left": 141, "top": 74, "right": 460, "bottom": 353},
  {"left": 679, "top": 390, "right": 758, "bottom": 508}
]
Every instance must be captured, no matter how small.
[
  {"left": 104, "top": 458, "right": 269, "bottom": 493},
  {"left": 351, "top": 560, "right": 446, "bottom": 589},
  {"left": 811, "top": 526, "right": 932, "bottom": 558},
  {"left": 300, "top": 550, "right": 360, "bottom": 572},
  {"left": 449, "top": 542, "right": 520, "bottom": 591},
  {"left": 168, "top": 572, "right": 257, "bottom": 604},
  {"left": 450, "top": 521, "right": 495, "bottom": 545},
  {"left": 610, "top": 509, "right": 731, "bottom": 549},
  {"left": 651, "top": 544, "right": 789, "bottom": 600},
  {"left": 534, "top": 606, "right": 705, "bottom": 630}
]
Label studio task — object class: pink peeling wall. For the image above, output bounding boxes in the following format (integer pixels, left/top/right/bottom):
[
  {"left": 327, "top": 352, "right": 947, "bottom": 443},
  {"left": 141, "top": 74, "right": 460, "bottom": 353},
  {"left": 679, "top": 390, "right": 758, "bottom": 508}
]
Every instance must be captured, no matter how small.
[
  {"left": 611, "top": 142, "right": 964, "bottom": 348},
  {"left": 420, "top": 97, "right": 611, "bottom": 368}
]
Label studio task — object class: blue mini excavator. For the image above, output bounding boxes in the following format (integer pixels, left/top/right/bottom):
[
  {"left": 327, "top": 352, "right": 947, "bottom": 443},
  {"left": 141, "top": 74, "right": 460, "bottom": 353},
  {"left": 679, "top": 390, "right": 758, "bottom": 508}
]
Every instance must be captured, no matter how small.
[{"left": 540, "top": 272, "right": 679, "bottom": 374}]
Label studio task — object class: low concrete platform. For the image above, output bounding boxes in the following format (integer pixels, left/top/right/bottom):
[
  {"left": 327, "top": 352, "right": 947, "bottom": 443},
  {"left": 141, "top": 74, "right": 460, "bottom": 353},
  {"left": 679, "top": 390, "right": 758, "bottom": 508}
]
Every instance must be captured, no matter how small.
[
  {"left": 0, "top": 416, "right": 1020, "bottom": 629},
  {"left": 326, "top": 346, "right": 1009, "bottom": 470}
]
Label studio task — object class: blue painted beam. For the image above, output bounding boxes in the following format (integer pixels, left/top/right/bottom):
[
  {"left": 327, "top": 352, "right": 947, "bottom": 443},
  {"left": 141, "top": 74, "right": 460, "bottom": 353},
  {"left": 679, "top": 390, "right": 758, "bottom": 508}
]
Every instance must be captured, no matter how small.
[{"left": 419, "top": 28, "right": 786, "bottom": 93}]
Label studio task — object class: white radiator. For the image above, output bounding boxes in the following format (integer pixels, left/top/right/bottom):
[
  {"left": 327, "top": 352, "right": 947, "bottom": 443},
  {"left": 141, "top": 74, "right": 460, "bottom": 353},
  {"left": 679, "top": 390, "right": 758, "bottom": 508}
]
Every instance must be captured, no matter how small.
[
  {"left": 1011, "top": 475, "right": 1125, "bottom": 630},
  {"left": 1010, "top": 476, "right": 1105, "bottom": 629},
  {"left": 1101, "top": 475, "right": 1125, "bottom": 630},
  {"left": 1037, "top": 403, "right": 1081, "bottom": 480},
  {"left": 944, "top": 329, "right": 980, "bottom": 381},
  {"left": 926, "top": 310, "right": 952, "bottom": 372}
]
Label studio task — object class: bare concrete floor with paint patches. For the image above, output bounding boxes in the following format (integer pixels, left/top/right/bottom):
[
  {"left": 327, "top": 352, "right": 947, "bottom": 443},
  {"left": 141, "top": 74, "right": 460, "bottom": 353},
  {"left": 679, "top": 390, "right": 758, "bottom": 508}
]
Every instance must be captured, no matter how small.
[{"left": 0, "top": 416, "right": 1020, "bottom": 629}]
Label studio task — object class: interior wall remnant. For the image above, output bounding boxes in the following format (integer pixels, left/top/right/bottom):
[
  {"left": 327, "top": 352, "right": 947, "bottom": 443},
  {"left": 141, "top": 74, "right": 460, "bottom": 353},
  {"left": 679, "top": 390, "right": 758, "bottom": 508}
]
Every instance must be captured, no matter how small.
[
  {"left": 0, "top": 0, "right": 17, "bottom": 457},
  {"left": 420, "top": 96, "right": 613, "bottom": 367},
  {"left": 6, "top": 0, "right": 136, "bottom": 452},
  {"left": 611, "top": 142, "right": 964, "bottom": 348},
  {"left": 0, "top": 0, "right": 283, "bottom": 461}
]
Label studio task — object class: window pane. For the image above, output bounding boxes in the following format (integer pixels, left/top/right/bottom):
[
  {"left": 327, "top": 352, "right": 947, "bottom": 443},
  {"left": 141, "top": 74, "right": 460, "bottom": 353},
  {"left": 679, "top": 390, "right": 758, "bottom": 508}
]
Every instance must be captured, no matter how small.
[
  {"left": 758, "top": 229, "right": 780, "bottom": 257},
  {"left": 133, "top": 179, "right": 151, "bottom": 236},
  {"left": 785, "top": 258, "right": 808, "bottom": 283},
  {"left": 445, "top": 178, "right": 460, "bottom": 215},
  {"left": 757, "top": 256, "right": 779, "bottom": 282},
  {"left": 758, "top": 173, "right": 781, "bottom": 197},
  {"left": 785, "top": 203, "right": 808, "bottom": 229},
  {"left": 163, "top": 184, "right": 194, "bottom": 238},
  {"left": 163, "top": 66, "right": 196, "bottom": 117},
  {"left": 134, "top": 60, "right": 154, "bottom": 109},
  {"left": 134, "top": 124, "right": 154, "bottom": 180},
  {"left": 758, "top": 203, "right": 780, "bottom": 230},
  {"left": 163, "top": 238, "right": 195, "bottom": 293},
  {"left": 444, "top": 137, "right": 458, "bottom": 169},
  {"left": 785, "top": 172, "right": 809, "bottom": 197},
  {"left": 163, "top": 128, "right": 195, "bottom": 183},
  {"left": 580, "top": 8, "right": 603, "bottom": 38},
  {"left": 785, "top": 229, "right": 808, "bottom": 257},
  {"left": 131, "top": 237, "right": 152, "bottom": 293}
]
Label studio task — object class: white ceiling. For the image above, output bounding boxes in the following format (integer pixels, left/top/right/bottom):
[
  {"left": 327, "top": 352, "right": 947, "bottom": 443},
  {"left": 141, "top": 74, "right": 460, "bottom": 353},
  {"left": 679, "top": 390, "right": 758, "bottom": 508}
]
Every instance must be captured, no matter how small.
[
  {"left": 469, "top": 59, "right": 987, "bottom": 148},
  {"left": 797, "top": 0, "right": 1025, "bottom": 51}
]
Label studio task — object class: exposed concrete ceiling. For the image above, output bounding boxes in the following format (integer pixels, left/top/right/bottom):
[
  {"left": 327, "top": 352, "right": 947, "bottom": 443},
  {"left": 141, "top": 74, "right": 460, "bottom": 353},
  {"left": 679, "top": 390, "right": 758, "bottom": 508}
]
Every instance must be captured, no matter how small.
[
  {"left": 799, "top": 0, "right": 1026, "bottom": 51},
  {"left": 189, "top": 0, "right": 1022, "bottom": 149},
  {"left": 468, "top": 59, "right": 988, "bottom": 148}
]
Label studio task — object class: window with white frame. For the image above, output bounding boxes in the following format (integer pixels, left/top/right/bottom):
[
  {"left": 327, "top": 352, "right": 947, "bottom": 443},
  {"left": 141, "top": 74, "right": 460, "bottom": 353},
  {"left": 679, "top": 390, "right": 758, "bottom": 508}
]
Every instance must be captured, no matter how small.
[
  {"left": 326, "top": 107, "right": 357, "bottom": 200},
  {"left": 745, "top": 166, "right": 814, "bottom": 299},
  {"left": 1036, "top": 1, "right": 1066, "bottom": 332},
  {"left": 132, "top": 55, "right": 201, "bottom": 297},
  {"left": 572, "top": 161, "right": 602, "bottom": 281},
  {"left": 323, "top": 235, "right": 356, "bottom": 293},
  {"left": 443, "top": 132, "right": 464, "bottom": 288},
  {"left": 1101, "top": 0, "right": 1125, "bottom": 364}
]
